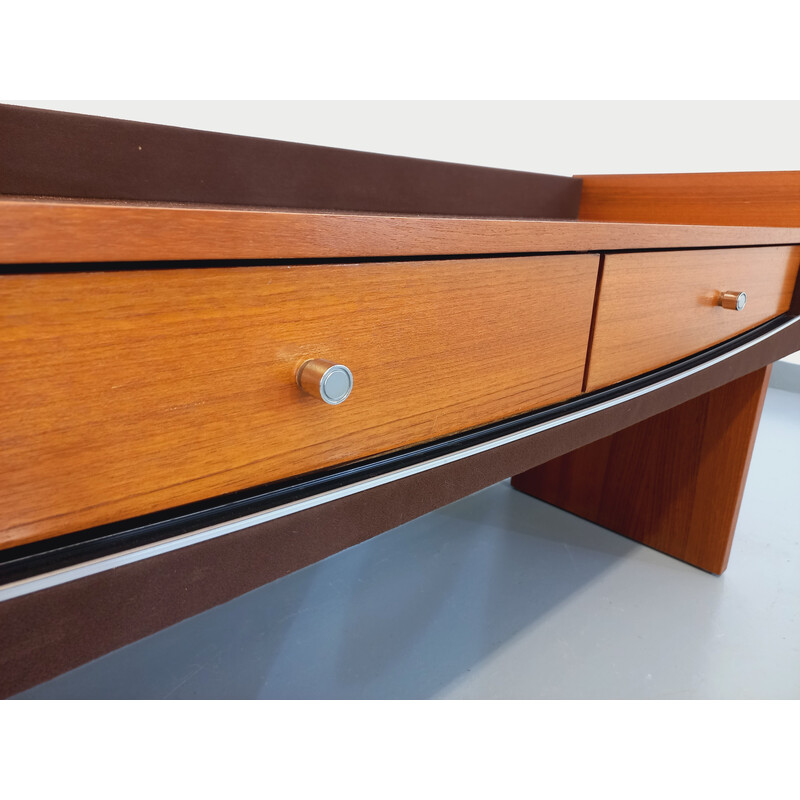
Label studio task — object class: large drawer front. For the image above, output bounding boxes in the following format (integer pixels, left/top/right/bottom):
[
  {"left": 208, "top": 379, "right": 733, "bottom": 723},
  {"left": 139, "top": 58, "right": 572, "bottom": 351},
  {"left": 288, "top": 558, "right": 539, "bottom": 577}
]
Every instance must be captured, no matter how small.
[
  {"left": 585, "top": 246, "right": 800, "bottom": 391},
  {"left": 0, "top": 255, "right": 599, "bottom": 549}
]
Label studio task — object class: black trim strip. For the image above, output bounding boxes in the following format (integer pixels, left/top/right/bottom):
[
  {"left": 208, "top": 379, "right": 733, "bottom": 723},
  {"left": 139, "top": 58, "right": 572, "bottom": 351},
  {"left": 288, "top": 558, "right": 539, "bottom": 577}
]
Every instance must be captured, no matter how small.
[
  {"left": 0, "top": 315, "right": 791, "bottom": 587},
  {"left": 582, "top": 253, "right": 606, "bottom": 392}
]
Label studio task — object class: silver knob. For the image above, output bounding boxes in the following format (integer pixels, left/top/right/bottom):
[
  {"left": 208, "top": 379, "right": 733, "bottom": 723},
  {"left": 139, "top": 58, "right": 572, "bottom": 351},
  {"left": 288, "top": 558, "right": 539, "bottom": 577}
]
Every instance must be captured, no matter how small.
[
  {"left": 719, "top": 290, "right": 747, "bottom": 311},
  {"left": 297, "top": 359, "right": 353, "bottom": 405}
]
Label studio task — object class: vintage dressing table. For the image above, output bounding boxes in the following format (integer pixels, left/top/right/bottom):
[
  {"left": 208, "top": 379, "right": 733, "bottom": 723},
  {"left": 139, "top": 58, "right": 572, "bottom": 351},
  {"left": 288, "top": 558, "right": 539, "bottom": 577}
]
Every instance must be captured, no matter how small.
[{"left": 1, "top": 105, "right": 798, "bottom": 696}]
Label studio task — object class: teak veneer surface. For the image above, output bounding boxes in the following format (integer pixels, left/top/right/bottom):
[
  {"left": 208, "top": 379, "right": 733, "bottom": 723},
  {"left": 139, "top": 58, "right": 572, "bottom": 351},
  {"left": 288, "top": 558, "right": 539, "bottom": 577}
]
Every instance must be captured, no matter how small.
[
  {"left": 0, "top": 254, "right": 598, "bottom": 550},
  {"left": 585, "top": 246, "right": 800, "bottom": 391},
  {"left": 512, "top": 366, "right": 772, "bottom": 574},
  {"left": 578, "top": 171, "right": 800, "bottom": 228},
  {"left": 3, "top": 199, "right": 800, "bottom": 265}
]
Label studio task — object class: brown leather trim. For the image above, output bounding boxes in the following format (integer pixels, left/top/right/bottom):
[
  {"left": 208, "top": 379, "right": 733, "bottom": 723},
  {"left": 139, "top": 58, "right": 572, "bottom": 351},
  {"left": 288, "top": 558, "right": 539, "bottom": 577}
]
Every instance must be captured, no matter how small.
[
  {"left": 0, "top": 104, "right": 582, "bottom": 220},
  {"left": 2, "top": 321, "right": 798, "bottom": 698}
]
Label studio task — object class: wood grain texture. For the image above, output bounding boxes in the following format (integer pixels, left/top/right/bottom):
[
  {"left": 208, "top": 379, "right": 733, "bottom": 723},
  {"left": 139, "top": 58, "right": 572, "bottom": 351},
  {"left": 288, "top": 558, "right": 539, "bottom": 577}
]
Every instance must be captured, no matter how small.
[
  {"left": 578, "top": 171, "right": 800, "bottom": 228},
  {"left": 511, "top": 366, "right": 772, "bottom": 574},
  {"left": 585, "top": 246, "right": 800, "bottom": 391},
  {"left": 3, "top": 198, "right": 800, "bottom": 265},
  {"left": 0, "top": 254, "right": 599, "bottom": 550}
]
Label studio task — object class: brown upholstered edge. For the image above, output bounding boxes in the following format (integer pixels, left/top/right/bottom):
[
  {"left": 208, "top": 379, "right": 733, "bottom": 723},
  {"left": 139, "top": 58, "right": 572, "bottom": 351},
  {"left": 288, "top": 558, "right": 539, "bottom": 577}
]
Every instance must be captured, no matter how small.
[
  {"left": 2, "top": 321, "right": 798, "bottom": 698},
  {"left": 0, "top": 104, "right": 582, "bottom": 220}
]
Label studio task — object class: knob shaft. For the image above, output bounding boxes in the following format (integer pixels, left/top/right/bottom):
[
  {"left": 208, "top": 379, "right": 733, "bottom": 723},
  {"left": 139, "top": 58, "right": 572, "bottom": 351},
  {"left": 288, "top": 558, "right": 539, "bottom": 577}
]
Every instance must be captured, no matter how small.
[
  {"left": 719, "top": 290, "right": 747, "bottom": 311},
  {"left": 297, "top": 359, "right": 353, "bottom": 405}
]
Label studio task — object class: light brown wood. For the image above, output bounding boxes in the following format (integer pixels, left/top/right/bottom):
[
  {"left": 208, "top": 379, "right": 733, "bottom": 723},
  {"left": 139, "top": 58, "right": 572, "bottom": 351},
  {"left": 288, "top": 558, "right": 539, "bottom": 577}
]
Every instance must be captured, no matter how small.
[
  {"left": 2, "top": 198, "right": 800, "bottom": 265},
  {"left": 585, "top": 246, "right": 800, "bottom": 391},
  {"left": 0, "top": 254, "right": 599, "bottom": 550},
  {"left": 578, "top": 171, "right": 800, "bottom": 228},
  {"left": 511, "top": 366, "right": 772, "bottom": 574}
]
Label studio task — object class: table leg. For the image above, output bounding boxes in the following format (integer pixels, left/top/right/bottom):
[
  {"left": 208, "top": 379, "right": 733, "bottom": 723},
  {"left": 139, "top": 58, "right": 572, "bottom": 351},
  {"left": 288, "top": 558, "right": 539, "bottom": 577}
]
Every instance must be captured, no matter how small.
[{"left": 511, "top": 366, "right": 773, "bottom": 574}]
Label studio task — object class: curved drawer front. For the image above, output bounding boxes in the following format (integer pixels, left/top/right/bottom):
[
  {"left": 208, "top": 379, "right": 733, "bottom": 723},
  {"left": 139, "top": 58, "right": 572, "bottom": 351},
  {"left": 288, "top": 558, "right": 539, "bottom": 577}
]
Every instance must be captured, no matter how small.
[
  {"left": 585, "top": 246, "right": 800, "bottom": 391},
  {"left": 0, "top": 255, "right": 599, "bottom": 549}
]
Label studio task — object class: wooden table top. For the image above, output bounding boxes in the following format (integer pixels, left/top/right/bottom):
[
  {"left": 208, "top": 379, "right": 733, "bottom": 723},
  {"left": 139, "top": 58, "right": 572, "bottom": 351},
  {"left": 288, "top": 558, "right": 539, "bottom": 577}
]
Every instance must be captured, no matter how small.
[{"left": 3, "top": 197, "right": 800, "bottom": 265}]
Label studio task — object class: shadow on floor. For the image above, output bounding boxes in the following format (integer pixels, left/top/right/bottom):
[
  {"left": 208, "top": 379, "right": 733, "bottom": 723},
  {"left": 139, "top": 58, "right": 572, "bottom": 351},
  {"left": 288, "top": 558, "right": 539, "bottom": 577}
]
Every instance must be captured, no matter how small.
[{"left": 16, "top": 482, "right": 640, "bottom": 699}]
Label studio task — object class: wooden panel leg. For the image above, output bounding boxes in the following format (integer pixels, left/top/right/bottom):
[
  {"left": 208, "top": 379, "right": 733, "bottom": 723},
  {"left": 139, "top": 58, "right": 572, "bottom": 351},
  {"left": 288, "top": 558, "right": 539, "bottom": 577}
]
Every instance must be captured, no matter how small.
[{"left": 511, "top": 366, "right": 773, "bottom": 574}]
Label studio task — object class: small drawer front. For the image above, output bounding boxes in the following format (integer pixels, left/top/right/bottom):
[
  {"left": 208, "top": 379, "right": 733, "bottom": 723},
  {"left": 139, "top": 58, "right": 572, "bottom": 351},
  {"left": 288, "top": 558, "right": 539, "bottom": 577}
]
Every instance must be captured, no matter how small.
[
  {"left": 585, "top": 246, "right": 800, "bottom": 391},
  {"left": 0, "top": 254, "right": 599, "bottom": 549}
]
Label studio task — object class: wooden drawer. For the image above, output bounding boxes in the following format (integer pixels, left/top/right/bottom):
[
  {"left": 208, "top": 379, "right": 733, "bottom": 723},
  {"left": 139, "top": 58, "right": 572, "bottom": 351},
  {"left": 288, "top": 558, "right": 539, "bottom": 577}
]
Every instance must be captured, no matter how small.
[
  {"left": 585, "top": 246, "right": 800, "bottom": 391},
  {"left": 0, "top": 254, "right": 599, "bottom": 549}
]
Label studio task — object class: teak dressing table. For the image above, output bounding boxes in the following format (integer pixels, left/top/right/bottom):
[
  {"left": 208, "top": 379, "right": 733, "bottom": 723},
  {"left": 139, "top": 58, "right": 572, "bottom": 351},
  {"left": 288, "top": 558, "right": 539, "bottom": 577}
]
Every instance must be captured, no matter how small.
[{"left": 1, "top": 105, "right": 799, "bottom": 697}]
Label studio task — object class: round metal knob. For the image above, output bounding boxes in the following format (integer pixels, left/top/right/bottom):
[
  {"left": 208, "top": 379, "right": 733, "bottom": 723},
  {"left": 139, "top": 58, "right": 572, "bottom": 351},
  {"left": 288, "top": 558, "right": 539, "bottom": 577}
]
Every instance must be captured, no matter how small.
[
  {"left": 296, "top": 359, "right": 353, "bottom": 405},
  {"left": 719, "top": 290, "right": 747, "bottom": 311}
]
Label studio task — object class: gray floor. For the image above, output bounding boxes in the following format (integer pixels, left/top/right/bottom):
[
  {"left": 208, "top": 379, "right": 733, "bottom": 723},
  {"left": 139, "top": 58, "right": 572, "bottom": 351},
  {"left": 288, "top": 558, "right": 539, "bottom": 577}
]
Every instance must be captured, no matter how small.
[{"left": 16, "top": 383, "right": 800, "bottom": 699}]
